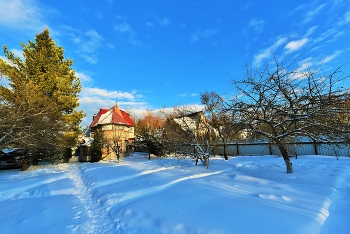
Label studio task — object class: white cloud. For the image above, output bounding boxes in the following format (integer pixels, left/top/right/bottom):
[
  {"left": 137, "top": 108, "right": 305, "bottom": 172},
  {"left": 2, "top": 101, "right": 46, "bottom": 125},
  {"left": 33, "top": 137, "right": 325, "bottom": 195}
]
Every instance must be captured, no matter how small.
[
  {"left": 79, "top": 96, "right": 114, "bottom": 107},
  {"left": 191, "top": 34, "right": 199, "bottom": 44},
  {"left": 248, "top": 18, "right": 264, "bottom": 34},
  {"left": 115, "top": 14, "right": 127, "bottom": 20},
  {"left": 81, "top": 87, "right": 135, "bottom": 100},
  {"left": 8, "top": 48, "right": 24, "bottom": 59},
  {"left": 202, "top": 28, "right": 218, "bottom": 37},
  {"left": 333, "top": 0, "right": 344, "bottom": 5},
  {"left": 253, "top": 37, "right": 287, "bottom": 67},
  {"left": 179, "top": 93, "right": 198, "bottom": 98},
  {"left": 305, "top": 26, "right": 318, "bottom": 37},
  {"left": 79, "top": 97, "right": 147, "bottom": 112},
  {"left": 303, "top": 3, "right": 327, "bottom": 23},
  {"left": 157, "top": 17, "right": 170, "bottom": 27},
  {"left": 284, "top": 38, "right": 308, "bottom": 52},
  {"left": 79, "top": 87, "right": 149, "bottom": 125},
  {"left": 297, "top": 57, "right": 314, "bottom": 72},
  {"left": 323, "top": 50, "right": 342, "bottom": 63},
  {"left": 306, "top": 3, "right": 326, "bottom": 18},
  {"left": 313, "top": 28, "right": 337, "bottom": 43},
  {"left": 81, "top": 30, "right": 103, "bottom": 54},
  {"left": 346, "top": 11, "right": 350, "bottom": 22},
  {"left": 75, "top": 71, "right": 92, "bottom": 84},
  {"left": 339, "top": 10, "right": 350, "bottom": 24},
  {"left": 242, "top": 2, "right": 252, "bottom": 11},
  {"left": 81, "top": 101, "right": 152, "bottom": 126},
  {"left": 293, "top": 50, "right": 342, "bottom": 80},
  {"left": 114, "top": 21, "right": 143, "bottom": 45},
  {"left": 107, "top": 43, "right": 114, "bottom": 49},
  {"left": 78, "top": 86, "right": 203, "bottom": 125},
  {"left": 81, "top": 55, "right": 99, "bottom": 64},
  {"left": 191, "top": 28, "right": 218, "bottom": 44},
  {"left": 114, "top": 21, "right": 135, "bottom": 35},
  {"left": 288, "top": 3, "right": 308, "bottom": 16},
  {"left": 271, "top": 38, "right": 288, "bottom": 50},
  {"left": 146, "top": 22, "right": 154, "bottom": 27},
  {"left": 79, "top": 97, "right": 116, "bottom": 126},
  {"left": 61, "top": 26, "right": 103, "bottom": 64},
  {"left": 0, "top": 0, "right": 46, "bottom": 32},
  {"left": 253, "top": 49, "right": 270, "bottom": 67},
  {"left": 0, "top": 48, "right": 25, "bottom": 68}
]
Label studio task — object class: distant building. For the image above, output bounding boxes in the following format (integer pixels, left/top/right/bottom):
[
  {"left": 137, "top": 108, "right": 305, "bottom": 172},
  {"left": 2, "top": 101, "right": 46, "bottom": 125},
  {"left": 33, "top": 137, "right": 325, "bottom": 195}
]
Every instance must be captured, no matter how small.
[
  {"left": 172, "top": 111, "right": 212, "bottom": 138},
  {"left": 89, "top": 102, "right": 135, "bottom": 159}
]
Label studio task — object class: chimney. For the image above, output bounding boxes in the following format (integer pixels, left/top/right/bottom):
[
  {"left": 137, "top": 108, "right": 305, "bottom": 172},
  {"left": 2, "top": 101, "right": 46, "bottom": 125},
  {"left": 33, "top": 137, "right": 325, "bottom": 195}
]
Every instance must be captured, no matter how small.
[{"left": 93, "top": 114, "right": 96, "bottom": 120}]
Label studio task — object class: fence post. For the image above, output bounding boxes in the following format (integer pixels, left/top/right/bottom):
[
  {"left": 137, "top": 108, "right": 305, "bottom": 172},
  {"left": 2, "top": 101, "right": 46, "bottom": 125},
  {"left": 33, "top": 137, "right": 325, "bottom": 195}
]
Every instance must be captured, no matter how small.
[
  {"left": 269, "top": 144, "right": 273, "bottom": 155},
  {"left": 313, "top": 141, "right": 318, "bottom": 155}
]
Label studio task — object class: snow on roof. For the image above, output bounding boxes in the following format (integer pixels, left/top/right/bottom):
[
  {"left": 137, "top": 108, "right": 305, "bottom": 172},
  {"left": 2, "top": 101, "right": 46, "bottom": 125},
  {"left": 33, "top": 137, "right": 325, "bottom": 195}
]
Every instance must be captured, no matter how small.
[
  {"left": 173, "top": 111, "right": 207, "bottom": 132},
  {"left": 173, "top": 116, "right": 198, "bottom": 132},
  {"left": 89, "top": 104, "right": 134, "bottom": 128}
]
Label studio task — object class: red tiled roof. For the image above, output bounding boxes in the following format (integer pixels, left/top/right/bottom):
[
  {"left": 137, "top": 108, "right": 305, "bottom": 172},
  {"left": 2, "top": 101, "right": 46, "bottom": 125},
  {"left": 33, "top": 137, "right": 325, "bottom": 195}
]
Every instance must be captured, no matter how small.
[
  {"left": 89, "top": 108, "right": 109, "bottom": 128},
  {"left": 121, "top": 110, "right": 135, "bottom": 127},
  {"left": 89, "top": 104, "right": 135, "bottom": 128}
]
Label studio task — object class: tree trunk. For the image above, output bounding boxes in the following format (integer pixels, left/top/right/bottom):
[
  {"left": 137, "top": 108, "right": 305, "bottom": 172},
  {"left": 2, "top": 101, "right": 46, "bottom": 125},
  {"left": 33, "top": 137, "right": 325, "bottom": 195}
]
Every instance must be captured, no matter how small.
[
  {"left": 219, "top": 135, "right": 228, "bottom": 160},
  {"left": 284, "top": 159, "right": 293, "bottom": 173},
  {"left": 32, "top": 157, "right": 39, "bottom": 166},
  {"left": 223, "top": 141, "right": 228, "bottom": 160},
  {"left": 278, "top": 145, "right": 293, "bottom": 173},
  {"left": 21, "top": 158, "right": 28, "bottom": 171},
  {"left": 63, "top": 148, "right": 72, "bottom": 163}
]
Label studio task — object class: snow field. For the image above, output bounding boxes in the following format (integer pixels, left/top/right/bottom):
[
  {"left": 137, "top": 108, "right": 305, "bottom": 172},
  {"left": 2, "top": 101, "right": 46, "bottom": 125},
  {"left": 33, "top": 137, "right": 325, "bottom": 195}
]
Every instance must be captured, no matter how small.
[{"left": 0, "top": 153, "right": 349, "bottom": 233}]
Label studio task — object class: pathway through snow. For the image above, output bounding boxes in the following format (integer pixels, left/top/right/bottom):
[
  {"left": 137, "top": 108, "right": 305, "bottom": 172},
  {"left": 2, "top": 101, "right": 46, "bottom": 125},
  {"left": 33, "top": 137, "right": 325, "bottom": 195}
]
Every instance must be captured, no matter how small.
[
  {"left": 1, "top": 154, "right": 350, "bottom": 233},
  {"left": 66, "top": 163, "right": 115, "bottom": 234}
]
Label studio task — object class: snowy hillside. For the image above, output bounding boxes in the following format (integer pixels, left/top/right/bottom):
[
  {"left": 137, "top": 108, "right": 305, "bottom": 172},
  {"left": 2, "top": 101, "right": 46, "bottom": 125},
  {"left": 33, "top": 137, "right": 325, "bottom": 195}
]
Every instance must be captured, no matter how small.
[{"left": 0, "top": 153, "right": 349, "bottom": 234}]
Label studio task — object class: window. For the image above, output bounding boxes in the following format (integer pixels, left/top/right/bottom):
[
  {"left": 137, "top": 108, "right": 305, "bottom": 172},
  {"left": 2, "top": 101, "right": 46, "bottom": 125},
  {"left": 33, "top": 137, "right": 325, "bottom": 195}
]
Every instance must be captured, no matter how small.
[{"left": 103, "top": 143, "right": 109, "bottom": 154}]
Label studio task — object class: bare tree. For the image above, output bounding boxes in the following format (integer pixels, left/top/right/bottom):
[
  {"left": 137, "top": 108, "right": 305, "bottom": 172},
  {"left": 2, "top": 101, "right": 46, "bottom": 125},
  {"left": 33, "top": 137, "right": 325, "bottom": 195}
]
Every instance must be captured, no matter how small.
[
  {"left": 163, "top": 106, "right": 211, "bottom": 167},
  {"left": 229, "top": 56, "right": 350, "bottom": 173},
  {"left": 135, "top": 110, "right": 165, "bottom": 136},
  {"left": 200, "top": 91, "right": 244, "bottom": 160}
]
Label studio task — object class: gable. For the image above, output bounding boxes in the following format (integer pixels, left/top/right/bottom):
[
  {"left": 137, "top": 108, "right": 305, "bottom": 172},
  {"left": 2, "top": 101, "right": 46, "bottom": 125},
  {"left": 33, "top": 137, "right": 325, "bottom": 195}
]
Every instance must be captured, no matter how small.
[{"left": 89, "top": 104, "right": 135, "bottom": 128}]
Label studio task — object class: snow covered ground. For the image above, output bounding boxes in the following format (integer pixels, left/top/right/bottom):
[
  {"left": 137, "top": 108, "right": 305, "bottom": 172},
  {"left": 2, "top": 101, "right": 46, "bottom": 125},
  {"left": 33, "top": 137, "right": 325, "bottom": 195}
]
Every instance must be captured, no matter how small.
[{"left": 0, "top": 152, "right": 349, "bottom": 234}]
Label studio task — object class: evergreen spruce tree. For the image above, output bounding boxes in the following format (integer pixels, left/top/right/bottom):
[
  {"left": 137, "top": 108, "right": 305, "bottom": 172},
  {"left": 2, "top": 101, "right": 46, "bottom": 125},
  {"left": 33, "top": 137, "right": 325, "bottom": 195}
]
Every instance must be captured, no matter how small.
[
  {"left": 90, "top": 130, "right": 103, "bottom": 162},
  {"left": 0, "top": 28, "right": 85, "bottom": 169}
]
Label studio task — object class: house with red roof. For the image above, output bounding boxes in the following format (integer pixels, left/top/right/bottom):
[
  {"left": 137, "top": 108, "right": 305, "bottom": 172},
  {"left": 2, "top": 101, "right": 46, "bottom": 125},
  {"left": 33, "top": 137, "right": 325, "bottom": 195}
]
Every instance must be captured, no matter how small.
[{"left": 89, "top": 102, "right": 135, "bottom": 160}]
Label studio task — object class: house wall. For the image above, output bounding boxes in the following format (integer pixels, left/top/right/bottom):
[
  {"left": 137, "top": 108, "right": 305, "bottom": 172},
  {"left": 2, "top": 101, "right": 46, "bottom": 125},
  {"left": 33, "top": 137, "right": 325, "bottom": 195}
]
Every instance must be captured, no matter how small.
[{"left": 100, "top": 125, "right": 135, "bottom": 159}]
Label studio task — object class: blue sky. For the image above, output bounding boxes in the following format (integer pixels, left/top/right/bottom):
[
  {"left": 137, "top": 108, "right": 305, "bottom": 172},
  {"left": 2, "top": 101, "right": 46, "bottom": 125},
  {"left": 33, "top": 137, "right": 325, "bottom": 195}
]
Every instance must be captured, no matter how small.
[{"left": 0, "top": 0, "right": 349, "bottom": 126}]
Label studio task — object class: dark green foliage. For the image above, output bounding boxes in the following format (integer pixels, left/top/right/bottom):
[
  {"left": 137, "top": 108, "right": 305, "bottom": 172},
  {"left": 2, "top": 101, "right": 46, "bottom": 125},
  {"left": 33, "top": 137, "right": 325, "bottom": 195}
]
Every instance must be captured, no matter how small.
[
  {"left": 63, "top": 148, "right": 72, "bottom": 163},
  {"left": 135, "top": 132, "right": 164, "bottom": 158},
  {"left": 90, "top": 130, "right": 102, "bottom": 162},
  {"left": 144, "top": 133, "right": 164, "bottom": 157},
  {"left": 0, "top": 28, "right": 85, "bottom": 169}
]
